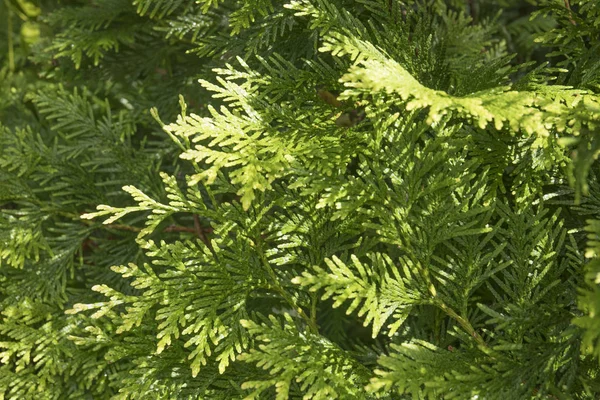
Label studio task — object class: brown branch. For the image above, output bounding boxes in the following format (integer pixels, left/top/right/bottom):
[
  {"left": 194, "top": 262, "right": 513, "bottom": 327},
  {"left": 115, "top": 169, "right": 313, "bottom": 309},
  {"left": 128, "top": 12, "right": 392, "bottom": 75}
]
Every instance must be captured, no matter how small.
[
  {"left": 163, "top": 225, "right": 196, "bottom": 233},
  {"left": 77, "top": 214, "right": 213, "bottom": 237},
  {"left": 100, "top": 223, "right": 213, "bottom": 235},
  {"left": 194, "top": 214, "right": 214, "bottom": 252},
  {"left": 467, "top": 0, "right": 477, "bottom": 24},
  {"left": 564, "top": 0, "right": 577, "bottom": 25}
]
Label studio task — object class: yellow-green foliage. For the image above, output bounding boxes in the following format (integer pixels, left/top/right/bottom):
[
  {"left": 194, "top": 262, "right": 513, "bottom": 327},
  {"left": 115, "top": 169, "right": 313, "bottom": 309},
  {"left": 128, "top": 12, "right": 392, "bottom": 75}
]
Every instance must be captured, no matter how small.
[{"left": 1, "top": 0, "right": 600, "bottom": 399}]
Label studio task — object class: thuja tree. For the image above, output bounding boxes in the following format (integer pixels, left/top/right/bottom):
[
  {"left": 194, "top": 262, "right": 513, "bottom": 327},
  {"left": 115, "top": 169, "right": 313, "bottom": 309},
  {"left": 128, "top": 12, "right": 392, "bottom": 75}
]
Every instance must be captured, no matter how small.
[{"left": 1, "top": 0, "right": 600, "bottom": 398}]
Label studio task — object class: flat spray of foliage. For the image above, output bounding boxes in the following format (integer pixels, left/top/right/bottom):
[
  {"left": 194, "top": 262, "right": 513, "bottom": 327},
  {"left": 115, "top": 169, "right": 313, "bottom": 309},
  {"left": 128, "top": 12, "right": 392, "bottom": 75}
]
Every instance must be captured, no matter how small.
[{"left": 1, "top": 0, "right": 600, "bottom": 398}]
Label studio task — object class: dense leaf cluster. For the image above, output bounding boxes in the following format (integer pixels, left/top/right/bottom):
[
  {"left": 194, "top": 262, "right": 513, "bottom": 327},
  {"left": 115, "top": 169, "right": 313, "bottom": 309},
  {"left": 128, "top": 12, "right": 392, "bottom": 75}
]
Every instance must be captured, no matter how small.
[{"left": 1, "top": 0, "right": 600, "bottom": 398}]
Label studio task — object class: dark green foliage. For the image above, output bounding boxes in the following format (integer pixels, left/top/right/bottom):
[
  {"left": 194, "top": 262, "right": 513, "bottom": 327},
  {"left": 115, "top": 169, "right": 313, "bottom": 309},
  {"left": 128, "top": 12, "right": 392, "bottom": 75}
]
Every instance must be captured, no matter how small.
[{"left": 1, "top": 0, "right": 600, "bottom": 399}]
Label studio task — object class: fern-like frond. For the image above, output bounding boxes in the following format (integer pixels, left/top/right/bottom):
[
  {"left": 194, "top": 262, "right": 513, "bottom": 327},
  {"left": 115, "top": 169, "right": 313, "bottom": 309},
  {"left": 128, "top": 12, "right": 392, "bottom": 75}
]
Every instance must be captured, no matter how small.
[{"left": 240, "top": 313, "right": 372, "bottom": 400}]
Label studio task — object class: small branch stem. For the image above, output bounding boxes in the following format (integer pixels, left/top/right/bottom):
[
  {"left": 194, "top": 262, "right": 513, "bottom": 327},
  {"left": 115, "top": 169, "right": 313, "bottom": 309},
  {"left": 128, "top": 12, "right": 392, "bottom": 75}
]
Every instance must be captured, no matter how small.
[
  {"left": 6, "top": 1, "right": 14, "bottom": 72},
  {"left": 310, "top": 292, "right": 318, "bottom": 327},
  {"left": 104, "top": 223, "right": 142, "bottom": 232},
  {"left": 54, "top": 210, "right": 212, "bottom": 235},
  {"left": 193, "top": 214, "right": 213, "bottom": 249},
  {"left": 255, "top": 236, "right": 319, "bottom": 334},
  {"left": 164, "top": 225, "right": 196, "bottom": 233},
  {"left": 420, "top": 260, "right": 485, "bottom": 347},
  {"left": 564, "top": 0, "right": 576, "bottom": 25},
  {"left": 436, "top": 301, "right": 486, "bottom": 347},
  {"left": 466, "top": 0, "right": 477, "bottom": 24}
]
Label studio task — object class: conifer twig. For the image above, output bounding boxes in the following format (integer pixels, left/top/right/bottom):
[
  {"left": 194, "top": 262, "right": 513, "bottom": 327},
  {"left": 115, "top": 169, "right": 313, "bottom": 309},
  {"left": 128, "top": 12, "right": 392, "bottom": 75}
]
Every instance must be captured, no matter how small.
[
  {"left": 5, "top": 0, "right": 14, "bottom": 72},
  {"left": 564, "top": 0, "right": 576, "bottom": 25},
  {"left": 436, "top": 301, "right": 486, "bottom": 347},
  {"left": 163, "top": 225, "right": 196, "bottom": 233},
  {"left": 193, "top": 214, "right": 215, "bottom": 253},
  {"left": 103, "top": 223, "right": 143, "bottom": 232},
  {"left": 423, "top": 266, "right": 486, "bottom": 347},
  {"left": 467, "top": 0, "right": 477, "bottom": 24},
  {"left": 57, "top": 210, "right": 213, "bottom": 235},
  {"left": 255, "top": 234, "right": 319, "bottom": 334},
  {"left": 310, "top": 292, "right": 318, "bottom": 328},
  {"left": 79, "top": 219, "right": 212, "bottom": 235}
]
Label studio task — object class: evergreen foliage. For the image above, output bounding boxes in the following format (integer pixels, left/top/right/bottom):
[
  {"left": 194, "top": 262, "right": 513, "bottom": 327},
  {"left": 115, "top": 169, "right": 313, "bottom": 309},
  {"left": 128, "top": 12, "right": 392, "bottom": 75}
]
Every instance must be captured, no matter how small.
[{"left": 1, "top": 0, "right": 600, "bottom": 398}]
